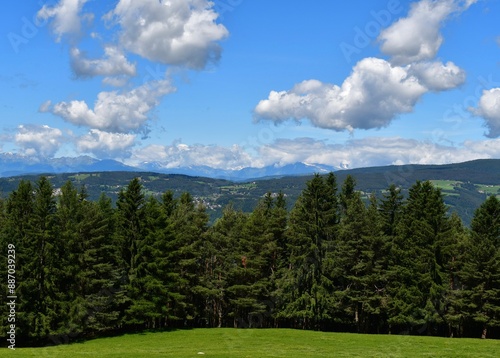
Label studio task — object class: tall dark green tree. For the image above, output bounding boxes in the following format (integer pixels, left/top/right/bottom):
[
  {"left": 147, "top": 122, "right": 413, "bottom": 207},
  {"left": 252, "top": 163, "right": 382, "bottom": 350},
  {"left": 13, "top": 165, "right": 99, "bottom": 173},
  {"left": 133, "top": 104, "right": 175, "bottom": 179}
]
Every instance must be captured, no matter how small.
[
  {"left": 167, "top": 192, "right": 209, "bottom": 326},
  {"left": 443, "top": 212, "right": 470, "bottom": 337},
  {"left": 126, "top": 196, "right": 171, "bottom": 328},
  {"left": 3, "top": 180, "right": 35, "bottom": 339},
  {"left": 459, "top": 195, "right": 500, "bottom": 338},
  {"left": 277, "top": 174, "right": 338, "bottom": 329},
  {"left": 202, "top": 204, "right": 247, "bottom": 328},
  {"left": 115, "top": 178, "right": 146, "bottom": 327},
  {"left": 331, "top": 190, "right": 385, "bottom": 333},
  {"left": 387, "top": 181, "right": 451, "bottom": 335}
]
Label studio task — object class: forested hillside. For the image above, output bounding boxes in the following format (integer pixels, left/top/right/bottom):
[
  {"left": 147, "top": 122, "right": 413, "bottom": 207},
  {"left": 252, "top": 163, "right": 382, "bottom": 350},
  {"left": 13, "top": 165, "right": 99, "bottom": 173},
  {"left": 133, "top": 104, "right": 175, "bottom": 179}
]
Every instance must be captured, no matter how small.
[
  {"left": 0, "top": 159, "right": 499, "bottom": 226},
  {"left": 1, "top": 173, "right": 499, "bottom": 346}
]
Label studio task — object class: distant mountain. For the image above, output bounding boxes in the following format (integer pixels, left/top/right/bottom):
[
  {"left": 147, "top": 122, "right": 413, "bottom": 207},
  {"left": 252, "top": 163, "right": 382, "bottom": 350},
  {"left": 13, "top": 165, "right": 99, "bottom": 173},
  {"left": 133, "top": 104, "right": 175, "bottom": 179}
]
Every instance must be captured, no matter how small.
[
  {"left": 1, "top": 158, "right": 498, "bottom": 226},
  {"left": 0, "top": 154, "right": 335, "bottom": 180},
  {"left": 138, "top": 161, "right": 336, "bottom": 180},
  {"left": 0, "top": 154, "right": 138, "bottom": 177}
]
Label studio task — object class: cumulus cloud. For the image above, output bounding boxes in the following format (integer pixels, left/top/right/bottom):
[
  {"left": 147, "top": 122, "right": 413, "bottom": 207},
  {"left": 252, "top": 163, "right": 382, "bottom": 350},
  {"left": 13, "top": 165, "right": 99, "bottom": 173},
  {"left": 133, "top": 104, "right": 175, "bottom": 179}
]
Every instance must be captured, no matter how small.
[
  {"left": 378, "top": 0, "right": 477, "bottom": 65},
  {"left": 105, "top": 0, "right": 229, "bottom": 69},
  {"left": 76, "top": 129, "right": 136, "bottom": 157},
  {"left": 126, "top": 136, "right": 500, "bottom": 171},
  {"left": 129, "top": 142, "right": 254, "bottom": 170},
  {"left": 257, "top": 137, "right": 499, "bottom": 169},
  {"left": 408, "top": 61, "right": 465, "bottom": 91},
  {"left": 46, "top": 79, "right": 175, "bottom": 133},
  {"left": 15, "top": 124, "right": 64, "bottom": 157},
  {"left": 70, "top": 46, "right": 136, "bottom": 81},
  {"left": 37, "top": 0, "right": 91, "bottom": 42},
  {"left": 255, "top": 58, "right": 429, "bottom": 131},
  {"left": 469, "top": 88, "right": 500, "bottom": 138},
  {"left": 255, "top": 0, "right": 475, "bottom": 133}
]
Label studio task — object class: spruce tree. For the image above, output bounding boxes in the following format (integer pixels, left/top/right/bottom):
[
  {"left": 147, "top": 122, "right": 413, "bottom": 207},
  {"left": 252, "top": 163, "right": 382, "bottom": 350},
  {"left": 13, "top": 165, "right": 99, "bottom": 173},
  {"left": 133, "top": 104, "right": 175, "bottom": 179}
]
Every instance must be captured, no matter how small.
[
  {"left": 459, "top": 196, "right": 500, "bottom": 338},
  {"left": 277, "top": 174, "right": 338, "bottom": 329},
  {"left": 387, "top": 181, "right": 451, "bottom": 335},
  {"left": 126, "top": 196, "right": 171, "bottom": 328},
  {"left": 115, "top": 178, "right": 146, "bottom": 328},
  {"left": 167, "top": 192, "right": 209, "bottom": 326},
  {"left": 3, "top": 180, "right": 35, "bottom": 340},
  {"left": 201, "top": 204, "right": 245, "bottom": 327}
]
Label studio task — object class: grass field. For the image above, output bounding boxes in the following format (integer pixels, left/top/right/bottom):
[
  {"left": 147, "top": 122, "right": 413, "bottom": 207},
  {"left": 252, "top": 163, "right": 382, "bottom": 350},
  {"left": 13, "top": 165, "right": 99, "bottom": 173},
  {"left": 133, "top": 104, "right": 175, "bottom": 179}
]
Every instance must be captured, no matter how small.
[
  {"left": 3, "top": 329, "right": 499, "bottom": 357},
  {"left": 429, "top": 180, "right": 463, "bottom": 191}
]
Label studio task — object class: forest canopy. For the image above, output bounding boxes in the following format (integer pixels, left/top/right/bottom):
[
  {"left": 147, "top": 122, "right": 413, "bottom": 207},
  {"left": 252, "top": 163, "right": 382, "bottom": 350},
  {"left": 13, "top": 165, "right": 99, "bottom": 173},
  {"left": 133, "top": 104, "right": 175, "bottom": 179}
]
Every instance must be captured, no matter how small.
[{"left": 1, "top": 173, "right": 499, "bottom": 346}]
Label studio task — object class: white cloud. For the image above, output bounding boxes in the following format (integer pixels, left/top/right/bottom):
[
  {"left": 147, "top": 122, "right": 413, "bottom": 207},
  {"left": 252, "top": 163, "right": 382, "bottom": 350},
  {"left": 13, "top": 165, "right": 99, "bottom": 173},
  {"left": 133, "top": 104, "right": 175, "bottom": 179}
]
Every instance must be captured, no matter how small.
[
  {"left": 255, "top": 0, "right": 473, "bottom": 134},
  {"left": 76, "top": 129, "right": 136, "bottom": 157},
  {"left": 408, "top": 61, "right": 466, "bottom": 91},
  {"left": 15, "top": 124, "right": 64, "bottom": 157},
  {"left": 378, "top": 0, "right": 477, "bottom": 65},
  {"left": 37, "top": 0, "right": 90, "bottom": 42},
  {"left": 469, "top": 88, "right": 500, "bottom": 138},
  {"left": 255, "top": 58, "right": 428, "bottom": 131},
  {"left": 102, "top": 76, "right": 131, "bottom": 87},
  {"left": 125, "top": 136, "right": 500, "bottom": 171},
  {"left": 129, "top": 142, "right": 254, "bottom": 170},
  {"left": 47, "top": 79, "right": 175, "bottom": 133},
  {"left": 105, "top": 0, "right": 229, "bottom": 69},
  {"left": 70, "top": 46, "right": 136, "bottom": 81},
  {"left": 257, "top": 137, "right": 499, "bottom": 169}
]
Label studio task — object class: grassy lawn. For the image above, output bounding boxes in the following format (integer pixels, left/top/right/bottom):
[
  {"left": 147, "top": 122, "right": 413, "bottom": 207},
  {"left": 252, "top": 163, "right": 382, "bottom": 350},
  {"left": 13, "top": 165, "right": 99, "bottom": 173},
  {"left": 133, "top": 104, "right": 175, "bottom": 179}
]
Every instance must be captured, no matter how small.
[{"left": 3, "top": 329, "right": 499, "bottom": 358}]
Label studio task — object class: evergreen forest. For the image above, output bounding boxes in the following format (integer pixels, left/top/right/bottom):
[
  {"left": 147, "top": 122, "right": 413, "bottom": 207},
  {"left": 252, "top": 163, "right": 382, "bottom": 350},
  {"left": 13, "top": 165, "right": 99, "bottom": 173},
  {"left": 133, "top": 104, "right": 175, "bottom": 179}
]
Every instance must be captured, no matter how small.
[{"left": 1, "top": 173, "right": 499, "bottom": 346}]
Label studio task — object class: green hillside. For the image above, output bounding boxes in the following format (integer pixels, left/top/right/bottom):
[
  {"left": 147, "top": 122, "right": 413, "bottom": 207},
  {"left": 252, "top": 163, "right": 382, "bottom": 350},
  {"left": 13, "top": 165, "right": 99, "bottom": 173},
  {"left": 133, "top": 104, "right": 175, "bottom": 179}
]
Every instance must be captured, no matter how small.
[{"left": 0, "top": 159, "right": 498, "bottom": 225}]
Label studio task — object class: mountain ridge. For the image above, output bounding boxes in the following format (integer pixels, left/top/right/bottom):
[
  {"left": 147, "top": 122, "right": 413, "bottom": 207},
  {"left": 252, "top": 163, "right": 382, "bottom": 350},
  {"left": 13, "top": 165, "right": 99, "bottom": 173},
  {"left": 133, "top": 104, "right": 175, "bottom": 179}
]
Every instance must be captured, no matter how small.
[
  {"left": 0, "top": 158, "right": 498, "bottom": 226},
  {"left": 0, "top": 153, "right": 336, "bottom": 180}
]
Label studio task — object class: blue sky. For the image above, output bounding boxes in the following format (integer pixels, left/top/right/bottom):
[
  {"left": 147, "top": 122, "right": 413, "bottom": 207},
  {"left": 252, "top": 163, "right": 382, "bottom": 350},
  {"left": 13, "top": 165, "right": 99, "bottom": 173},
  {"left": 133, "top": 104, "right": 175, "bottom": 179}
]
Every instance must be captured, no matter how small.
[{"left": 1, "top": 0, "right": 500, "bottom": 170}]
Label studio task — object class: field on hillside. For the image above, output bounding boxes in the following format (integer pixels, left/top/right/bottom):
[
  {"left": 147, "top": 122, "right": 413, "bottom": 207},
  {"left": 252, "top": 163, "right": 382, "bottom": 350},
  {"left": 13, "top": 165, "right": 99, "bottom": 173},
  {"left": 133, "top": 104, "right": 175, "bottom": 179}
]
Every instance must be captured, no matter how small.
[{"left": 3, "top": 329, "right": 499, "bottom": 358}]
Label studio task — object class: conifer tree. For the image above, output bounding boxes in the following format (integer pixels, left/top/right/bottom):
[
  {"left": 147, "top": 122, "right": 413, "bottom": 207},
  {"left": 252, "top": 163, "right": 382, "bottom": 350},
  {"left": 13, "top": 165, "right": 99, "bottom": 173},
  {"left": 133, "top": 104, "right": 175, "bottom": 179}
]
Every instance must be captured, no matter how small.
[
  {"left": 115, "top": 178, "right": 146, "bottom": 327},
  {"left": 200, "top": 204, "right": 246, "bottom": 327},
  {"left": 277, "top": 174, "right": 338, "bottom": 329},
  {"left": 3, "top": 180, "right": 35, "bottom": 339},
  {"left": 459, "top": 195, "right": 500, "bottom": 338},
  {"left": 31, "top": 177, "right": 57, "bottom": 338},
  {"left": 387, "top": 181, "right": 451, "bottom": 335},
  {"left": 126, "top": 196, "right": 171, "bottom": 328},
  {"left": 167, "top": 192, "right": 209, "bottom": 326}
]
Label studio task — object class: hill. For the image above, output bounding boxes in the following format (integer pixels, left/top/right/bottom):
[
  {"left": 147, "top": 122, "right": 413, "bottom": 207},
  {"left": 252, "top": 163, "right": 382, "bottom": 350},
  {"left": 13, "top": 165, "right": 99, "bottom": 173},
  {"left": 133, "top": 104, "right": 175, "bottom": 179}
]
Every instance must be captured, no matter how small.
[{"left": 0, "top": 159, "right": 498, "bottom": 225}]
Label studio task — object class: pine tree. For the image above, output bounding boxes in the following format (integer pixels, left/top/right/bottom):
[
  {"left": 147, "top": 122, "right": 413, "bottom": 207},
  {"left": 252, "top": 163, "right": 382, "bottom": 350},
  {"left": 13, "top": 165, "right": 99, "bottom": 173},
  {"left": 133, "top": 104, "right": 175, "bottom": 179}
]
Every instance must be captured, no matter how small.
[
  {"left": 459, "top": 195, "right": 500, "bottom": 338},
  {"left": 331, "top": 191, "right": 386, "bottom": 333},
  {"left": 443, "top": 213, "right": 469, "bottom": 337},
  {"left": 115, "top": 178, "right": 146, "bottom": 327},
  {"left": 3, "top": 180, "right": 35, "bottom": 340},
  {"left": 387, "top": 181, "right": 451, "bottom": 335},
  {"left": 126, "top": 196, "right": 171, "bottom": 328},
  {"left": 167, "top": 192, "right": 209, "bottom": 326},
  {"left": 379, "top": 184, "right": 404, "bottom": 238},
  {"left": 51, "top": 180, "right": 85, "bottom": 337},
  {"left": 277, "top": 174, "right": 338, "bottom": 329},
  {"left": 226, "top": 194, "right": 284, "bottom": 328},
  {"left": 199, "top": 204, "right": 245, "bottom": 327},
  {"left": 30, "top": 177, "right": 58, "bottom": 339}
]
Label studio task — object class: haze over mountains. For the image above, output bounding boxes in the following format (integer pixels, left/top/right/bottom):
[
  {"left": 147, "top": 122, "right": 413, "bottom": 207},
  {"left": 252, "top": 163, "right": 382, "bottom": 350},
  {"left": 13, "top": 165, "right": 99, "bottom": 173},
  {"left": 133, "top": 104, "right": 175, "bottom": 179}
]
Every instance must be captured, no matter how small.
[
  {"left": 0, "top": 153, "right": 336, "bottom": 180},
  {"left": 1, "top": 157, "right": 498, "bottom": 227}
]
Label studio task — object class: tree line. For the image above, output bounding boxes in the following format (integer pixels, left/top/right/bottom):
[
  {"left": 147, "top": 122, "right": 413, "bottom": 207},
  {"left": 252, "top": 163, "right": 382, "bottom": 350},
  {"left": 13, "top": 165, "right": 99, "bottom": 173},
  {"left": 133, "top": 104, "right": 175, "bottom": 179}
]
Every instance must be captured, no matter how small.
[{"left": 0, "top": 173, "right": 499, "bottom": 345}]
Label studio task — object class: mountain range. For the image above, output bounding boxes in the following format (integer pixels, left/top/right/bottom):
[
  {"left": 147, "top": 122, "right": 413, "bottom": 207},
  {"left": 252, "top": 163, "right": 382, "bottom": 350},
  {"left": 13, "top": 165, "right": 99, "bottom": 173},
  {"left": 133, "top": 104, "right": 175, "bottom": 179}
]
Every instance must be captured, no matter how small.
[
  {"left": 0, "top": 153, "right": 335, "bottom": 180},
  {"left": 0, "top": 157, "right": 498, "bottom": 226}
]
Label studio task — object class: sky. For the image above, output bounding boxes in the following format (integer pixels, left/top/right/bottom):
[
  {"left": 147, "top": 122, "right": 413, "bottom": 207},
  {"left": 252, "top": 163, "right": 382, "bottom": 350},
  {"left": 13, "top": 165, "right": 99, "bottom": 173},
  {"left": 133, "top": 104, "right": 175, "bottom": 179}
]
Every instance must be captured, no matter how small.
[{"left": 1, "top": 0, "right": 500, "bottom": 171}]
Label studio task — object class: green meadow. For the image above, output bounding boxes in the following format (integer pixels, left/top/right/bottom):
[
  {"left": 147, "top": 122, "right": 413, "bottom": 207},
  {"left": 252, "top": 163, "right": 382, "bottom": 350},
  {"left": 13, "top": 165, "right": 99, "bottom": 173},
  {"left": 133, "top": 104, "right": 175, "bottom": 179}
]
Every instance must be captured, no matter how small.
[{"left": 4, "top": 329, "right": 499, "bottom": 358}]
